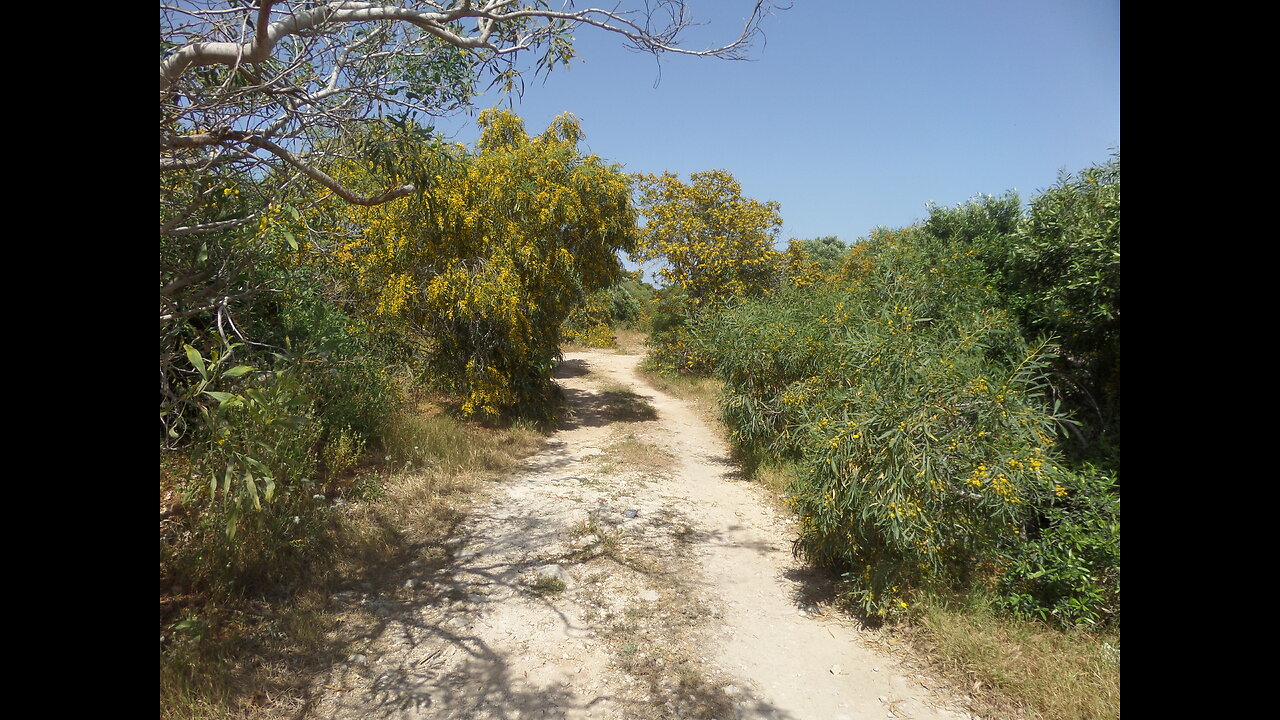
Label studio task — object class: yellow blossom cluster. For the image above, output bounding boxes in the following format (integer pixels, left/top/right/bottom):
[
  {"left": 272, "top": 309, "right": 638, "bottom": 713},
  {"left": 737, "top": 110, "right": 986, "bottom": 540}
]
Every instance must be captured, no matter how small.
[
  {"left": 334, "top": 109, "right": 635, "bottom": 417},
  {"left": 633, "top": 169, "right": 782, "bottom": 304}
]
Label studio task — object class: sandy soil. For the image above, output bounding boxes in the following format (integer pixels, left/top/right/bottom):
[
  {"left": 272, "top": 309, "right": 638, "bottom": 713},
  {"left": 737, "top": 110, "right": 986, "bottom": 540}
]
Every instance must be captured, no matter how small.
[{"left": 309, "top": 349, "right": 977, "bottom": 719}]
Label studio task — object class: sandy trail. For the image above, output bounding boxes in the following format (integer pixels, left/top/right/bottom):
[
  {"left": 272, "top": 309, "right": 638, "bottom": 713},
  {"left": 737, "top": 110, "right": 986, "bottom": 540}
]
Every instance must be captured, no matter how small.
[{"left": 310, "top": 349, "right": 974, "bottom": 719}]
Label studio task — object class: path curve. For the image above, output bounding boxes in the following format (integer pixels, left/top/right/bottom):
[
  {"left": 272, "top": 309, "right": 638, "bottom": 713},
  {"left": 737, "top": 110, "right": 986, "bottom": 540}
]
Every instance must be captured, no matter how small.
[{"left": 310, "top": 349, "right": 974, "bottom": 720}]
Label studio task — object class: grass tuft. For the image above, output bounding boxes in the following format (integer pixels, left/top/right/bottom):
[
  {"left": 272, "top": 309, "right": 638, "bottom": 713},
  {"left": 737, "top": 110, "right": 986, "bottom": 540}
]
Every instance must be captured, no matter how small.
[{"left": 912, "top": 591, "right": 1120, "bottom": 720}]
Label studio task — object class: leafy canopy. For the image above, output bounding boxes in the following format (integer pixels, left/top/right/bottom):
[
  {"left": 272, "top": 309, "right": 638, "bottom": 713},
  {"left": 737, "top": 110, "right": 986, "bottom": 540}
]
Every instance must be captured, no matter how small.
[
  {"left": 337, "top": 109, "right": 636, "bottom": 418},
  {"left": 633, "top": 169, "right": 783, "bottom": 305}
]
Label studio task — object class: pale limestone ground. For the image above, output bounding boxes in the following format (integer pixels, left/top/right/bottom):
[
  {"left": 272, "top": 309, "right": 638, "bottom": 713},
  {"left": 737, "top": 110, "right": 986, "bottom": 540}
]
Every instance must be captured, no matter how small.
[{"left": 309, "top": 349, "right": 976, "bottom": 720}]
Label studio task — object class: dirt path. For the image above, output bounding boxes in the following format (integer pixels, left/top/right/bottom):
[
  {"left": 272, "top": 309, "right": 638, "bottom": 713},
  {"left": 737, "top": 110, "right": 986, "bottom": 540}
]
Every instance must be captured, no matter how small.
[{"left": 310, "top": 349, "right": 975, "bottom": 719}]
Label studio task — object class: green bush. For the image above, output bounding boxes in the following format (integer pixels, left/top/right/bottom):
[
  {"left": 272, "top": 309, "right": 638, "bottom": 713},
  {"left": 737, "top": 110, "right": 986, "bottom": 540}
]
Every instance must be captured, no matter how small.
[
  {"left": 698, "top": 226, "right": 1070, "bottom": 619},
  {"left": 273, "top": 298, "right": 402, "bottom": 446},
  {"left": 562, "top": 286, "right": 620, "bottom": 348},
  {"left": 925, "top": 159, "right": 1121, "bottom": 464},
  {"left": 997, "top": 464, "right": 1120, "bottom": 627},
  {"left": 644, "top": 287, "right": 721, "bottom": 375},
  {"left": 163, "top": 352, "right": 331, "bottom": 596}
]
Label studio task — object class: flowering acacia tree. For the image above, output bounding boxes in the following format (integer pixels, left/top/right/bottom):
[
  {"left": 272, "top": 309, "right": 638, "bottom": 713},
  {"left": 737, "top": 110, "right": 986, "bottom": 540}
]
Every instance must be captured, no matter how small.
[
  {"left": 631, "top": 169, "right": 783, "bottom": 374},
  {"left": 337, "top": 110, "right": 635, "bottom": 418},
  {"left": 633, "top": 169, "right": 782, "bottom": 305},
  {"left": 160, "top": 1, "right": 782, "bottom": 429}
]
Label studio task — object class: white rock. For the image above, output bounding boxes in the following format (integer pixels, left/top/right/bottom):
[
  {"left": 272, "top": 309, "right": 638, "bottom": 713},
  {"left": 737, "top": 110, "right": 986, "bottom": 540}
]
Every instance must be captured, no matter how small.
[{"left": 534, "top": 564, "right": 570, "bottom": 586}]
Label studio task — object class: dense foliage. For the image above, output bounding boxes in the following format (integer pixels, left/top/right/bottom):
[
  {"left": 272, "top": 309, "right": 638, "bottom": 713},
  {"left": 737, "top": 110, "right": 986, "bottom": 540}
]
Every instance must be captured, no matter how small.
[
  {"left": 336, "top": 110, "right": 636, "bottom": 418},
  {"left": 561, "top": 275, "right": 651, "bottom": 348},
  {"left": 160, "top": 190, "right": 401, "bottom": 597},
  {"left": 161, "top": 109, "right": 638, "bottom": 614},
  {"left": 633, "top": 170, "right": 782, "bottom": 305},
  {"left": 698, "top": 226, "right": 1066, "bottom": 618},
  {"left": 632, "top": 169, "right": 783, "bottom": 373},
  {"left": 683, "top": 157, "right": 1120, "bottom": 625}
]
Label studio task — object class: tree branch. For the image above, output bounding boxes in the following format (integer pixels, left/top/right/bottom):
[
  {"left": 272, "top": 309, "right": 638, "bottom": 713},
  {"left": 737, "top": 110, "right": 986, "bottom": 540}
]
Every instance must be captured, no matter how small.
[
  {"left": 162, "top": 216, "right": 258, "bottom": 237},
  {"left": 160, "top": 1, "right": 775, "bottom": 92},
  {"left": 162, "top": 129, "right": 414, "bottom": 206}
]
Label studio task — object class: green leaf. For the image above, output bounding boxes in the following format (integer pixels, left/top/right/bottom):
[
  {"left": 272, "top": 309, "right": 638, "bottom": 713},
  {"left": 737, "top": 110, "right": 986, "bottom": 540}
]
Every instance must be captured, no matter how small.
[
  {"left": 246, "top": 472, "right": 260, "bottom": 510},
  {"left": 287, "top": 205, "right": 300, "bottom": 221},
  {"left": 243, "top": 456, "right": 271, "bottom": 475},
  {"left": 184, "top": 344, "right": 207, "bottom": 380},
  {"left": 222, "top": 365, "right": 253, "bottom": 378},
  {"left": 203, "top": 391, "right": 236, "bottom": 404},
  {"left": 283, "top": 230, "right": 298, "bottom": 250}
]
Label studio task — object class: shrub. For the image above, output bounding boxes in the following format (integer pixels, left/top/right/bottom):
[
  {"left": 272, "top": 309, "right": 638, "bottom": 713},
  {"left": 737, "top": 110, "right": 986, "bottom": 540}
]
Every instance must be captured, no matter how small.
[
  {"left": 163, "top": 352, "right": 329, "bottom": 596},
  {"left": 335, "top": 110, "right": 636, "bottom": 419},
  {"left": 562, "top": 286, "right": 620, "bottom": 348},
  {"left": 997, "top": 464, "right": 1120, "bottom": 627},
  {"left": 700, "top": 226, "right": 1068, "bottom": 619}
]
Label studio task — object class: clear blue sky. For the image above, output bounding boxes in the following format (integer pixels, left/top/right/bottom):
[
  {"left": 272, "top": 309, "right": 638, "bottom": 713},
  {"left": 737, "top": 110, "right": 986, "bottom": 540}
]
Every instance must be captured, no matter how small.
[{"left": 435, "top": 0, "right": 1120, "bottom": 253}]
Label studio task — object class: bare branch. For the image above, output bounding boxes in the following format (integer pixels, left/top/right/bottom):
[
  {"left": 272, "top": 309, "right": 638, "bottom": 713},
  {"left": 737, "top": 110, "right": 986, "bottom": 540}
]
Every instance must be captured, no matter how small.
[
  {"left": 161, "top": 1, "right": 776, "bottom": 92},
  {"left": 162, "top": 129, "right": 413, "bottom": 206},
  {"left": 163, "top": 216, "right": 258, "bottom": 237}
]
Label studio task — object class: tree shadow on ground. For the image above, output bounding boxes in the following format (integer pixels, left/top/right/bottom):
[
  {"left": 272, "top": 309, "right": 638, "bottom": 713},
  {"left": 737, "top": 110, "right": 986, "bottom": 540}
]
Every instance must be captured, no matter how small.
[
  {"left": 552, "top": 358, "right": 590, "bottom": 378},
  {"left": 558, "top": 386, "right": 658, "bottom": 429},
  {"left": 782, "top": 564, "right": 845, "bottom": 615},
  {"left": 294, "top": 513, "right": 604, "bottom": 718}
]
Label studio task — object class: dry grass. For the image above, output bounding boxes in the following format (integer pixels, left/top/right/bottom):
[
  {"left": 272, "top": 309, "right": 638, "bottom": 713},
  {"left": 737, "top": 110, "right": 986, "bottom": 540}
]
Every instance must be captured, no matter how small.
[
  {"left": 613, "top": 327, "right": 649, "bottom": 354},
  {"left": 160, "top": 410, "right": 545, "bottom": 720},
  {"left": 910, "top": 593, "right": 1120, "bottom": 720},
  {"left": 604, "top": 432, "right": 675, "bottom": 474},
  {"left": 382, "top": 410, "right": 542, "bottom": 474}
]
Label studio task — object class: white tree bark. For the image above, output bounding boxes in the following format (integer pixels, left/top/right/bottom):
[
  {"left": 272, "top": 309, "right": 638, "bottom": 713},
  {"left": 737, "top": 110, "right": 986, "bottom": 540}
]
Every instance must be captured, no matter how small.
[{"left": 160, "top": 1, "right": 779, "bottom": 220}]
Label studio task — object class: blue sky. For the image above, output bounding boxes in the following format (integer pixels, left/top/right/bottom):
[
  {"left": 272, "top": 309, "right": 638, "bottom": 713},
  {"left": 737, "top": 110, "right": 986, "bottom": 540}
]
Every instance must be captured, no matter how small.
[{"left": 435, "top": 0, "right": 1119, "bottom": 254}]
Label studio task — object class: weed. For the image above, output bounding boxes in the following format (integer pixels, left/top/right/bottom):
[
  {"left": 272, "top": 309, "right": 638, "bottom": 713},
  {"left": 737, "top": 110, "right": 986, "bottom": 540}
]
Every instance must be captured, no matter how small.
[
  {"left": 322, "top": 425, "right": 366, "bottom": 477},
  {"left": 567, "top": 517, "right": 622, "bottom": 561},
  {"left": 528, "top": 576, "right": 567, "bottom": 595}
]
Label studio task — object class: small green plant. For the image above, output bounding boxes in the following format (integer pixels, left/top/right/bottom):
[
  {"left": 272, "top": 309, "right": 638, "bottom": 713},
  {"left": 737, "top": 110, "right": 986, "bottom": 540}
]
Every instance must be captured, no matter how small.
[
  {"left": 322, "top": 426, "right": 366, "bottom": 477},
  {"left": 568, "top": 517, "right": 622, "bottom": 558},
  {"left": 568, "top": 517, "right": 602, "bottom": 539},
  {"left": 529, "top": 576, "right": 566, "bottom": 595}
]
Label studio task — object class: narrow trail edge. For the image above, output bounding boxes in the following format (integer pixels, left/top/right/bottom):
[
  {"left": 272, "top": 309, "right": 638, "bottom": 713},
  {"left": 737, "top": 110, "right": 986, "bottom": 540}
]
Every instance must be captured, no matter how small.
[{"left": 311, "top": 349, "right": 975, "bottom": 720}]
